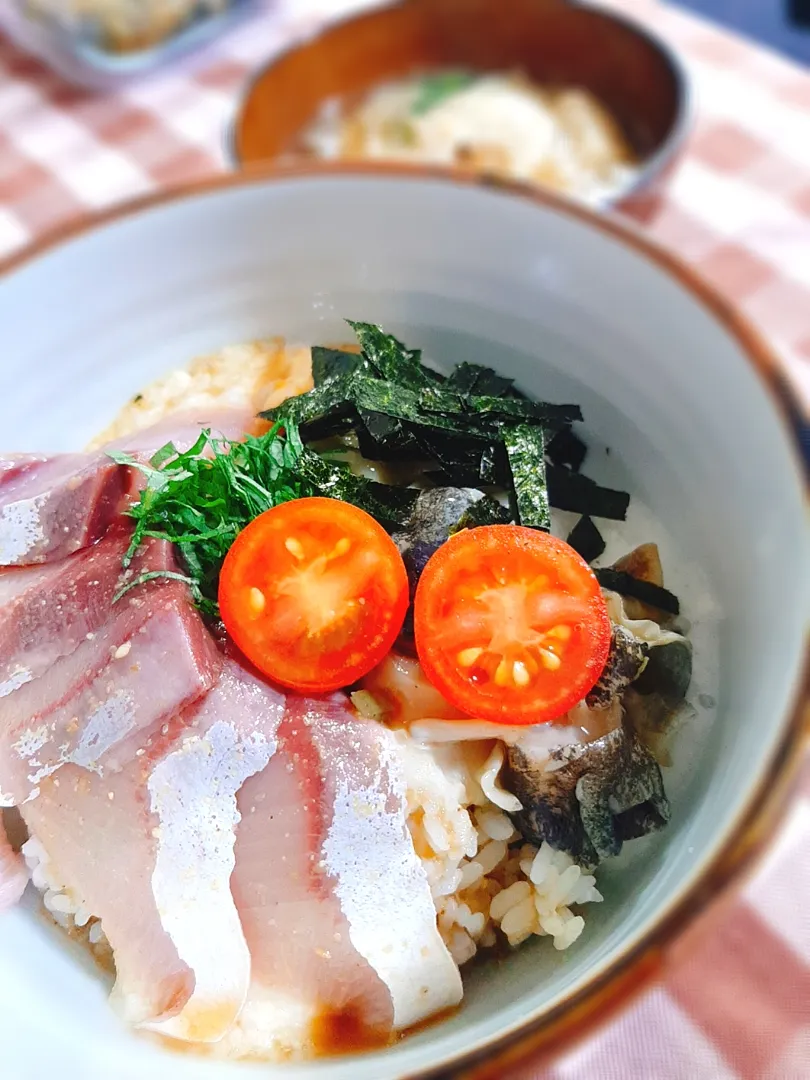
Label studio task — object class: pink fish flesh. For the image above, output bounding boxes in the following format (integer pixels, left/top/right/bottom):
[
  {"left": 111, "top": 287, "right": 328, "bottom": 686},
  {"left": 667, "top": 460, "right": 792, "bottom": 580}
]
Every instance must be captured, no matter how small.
[
  {"left": 232, "top": 694, "right": 462, "bottom": 1038},
  {"left": 21, "top": 660, "right": 285, "bottom": 1040},
  {"left": 0, "top": 453, "right": 126, "bottom": 567},
  {"left": 0, "top": 533, "right": 221, "bottom": 804}
]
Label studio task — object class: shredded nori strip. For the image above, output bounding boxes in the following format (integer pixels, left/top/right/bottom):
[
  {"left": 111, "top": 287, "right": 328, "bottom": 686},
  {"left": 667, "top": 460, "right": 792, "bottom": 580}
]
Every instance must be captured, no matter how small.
[
  {"left": 348, "top": 320, "right": 441, "bottom": 389},
  {"left": 296, "top": 447, "right": 418, "bottom": 527},
  {"left": 502, "top": 424, "right": 551, "bottom": 531},
  {"left": 595, "top": 568, "right": 680, "bottom": 616},
  {"left": 566, "top": 515, "right": 606, "bottom": 563},
  {"left": 269, "top": 368, "right": 580, "bottom": 442},
  {"left": 411, "top": 429, "right": 493, "bottom": 487},
  {"left": 417, "top": 383, "right": 581, "bottom": 428},
  {"left": 264, "top": 378, "right": 357, "bottom": 441},
  {"left": 310, "top": 346, "right": 364, "bottom": 387},
  {"left": 445, "top": 361, "right": 515, "bottom": 399},
  {"left": 547, "top": 465, "right": 630, "bottom": 521},
  {"left": 355, "top": 409, "right": 417, "bottom": 460},
  {"left": 265, "top": 323, "right": 615, "bottom": 545},
  {"left": 467, "top": 394, "right": 581, "bottom": 427},
  {"left": 478, "top": 443, "right": 503, "bottom": 486},
  {"left": 547, "top": 426, "right": 588, "bottom": 472},
  {"left": 350, "top": 376, "right": 475, "bottom": 435}
]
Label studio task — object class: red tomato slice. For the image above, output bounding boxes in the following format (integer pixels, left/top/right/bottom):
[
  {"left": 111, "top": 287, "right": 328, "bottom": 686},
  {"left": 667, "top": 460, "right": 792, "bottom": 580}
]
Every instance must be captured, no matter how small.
[
  {"left": 414, "top": 525, "right": 611, "bottom": 725},
  {"left": 219, "top": 498, "right": 409, "bottom": 692}
]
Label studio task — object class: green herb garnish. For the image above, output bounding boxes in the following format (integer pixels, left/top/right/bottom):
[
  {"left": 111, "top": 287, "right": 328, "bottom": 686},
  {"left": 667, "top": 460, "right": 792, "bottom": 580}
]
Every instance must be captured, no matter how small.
[
  {"left": 411, "top": 71, "right": 478, "bottom": 116},
  {"left": 109, "top": 424, "right": 310, "bottom": 615}
]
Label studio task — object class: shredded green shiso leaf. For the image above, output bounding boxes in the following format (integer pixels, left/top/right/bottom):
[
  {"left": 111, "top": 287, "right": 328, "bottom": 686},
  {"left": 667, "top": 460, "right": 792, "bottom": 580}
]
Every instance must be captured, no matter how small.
[
  {"left": 109, "top": 419, "right": 417, "bottom": 616},
  {"left": 109, "top": 424, "right": 310, "bottom": 615}
]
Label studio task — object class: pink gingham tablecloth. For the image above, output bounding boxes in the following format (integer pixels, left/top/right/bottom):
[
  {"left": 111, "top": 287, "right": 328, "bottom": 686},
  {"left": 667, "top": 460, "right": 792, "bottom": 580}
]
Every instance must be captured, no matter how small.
[{"left": 0, "top": 1, "right": 808, "bottom": 1077}]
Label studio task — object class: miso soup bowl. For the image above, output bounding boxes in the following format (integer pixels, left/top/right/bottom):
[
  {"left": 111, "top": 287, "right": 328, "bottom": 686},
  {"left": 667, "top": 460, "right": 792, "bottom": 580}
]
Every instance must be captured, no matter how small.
[{"left": 0, "top": 165, "right": 807, "bottom": 1080}]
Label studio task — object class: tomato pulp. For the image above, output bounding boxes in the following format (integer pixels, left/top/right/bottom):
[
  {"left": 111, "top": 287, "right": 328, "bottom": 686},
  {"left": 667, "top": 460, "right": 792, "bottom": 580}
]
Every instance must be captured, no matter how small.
[
  {"left": 219, "top": 498, "right": 409, "bottom": 692},
  {"left": 414, "top": 525, "right": 611, "bottom": 724}
]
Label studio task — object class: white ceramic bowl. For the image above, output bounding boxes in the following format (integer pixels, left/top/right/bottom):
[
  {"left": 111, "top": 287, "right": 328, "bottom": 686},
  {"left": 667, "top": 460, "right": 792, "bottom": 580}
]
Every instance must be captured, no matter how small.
[{"left": 0, "top": 166, "right": 807, "bottom": 1080}]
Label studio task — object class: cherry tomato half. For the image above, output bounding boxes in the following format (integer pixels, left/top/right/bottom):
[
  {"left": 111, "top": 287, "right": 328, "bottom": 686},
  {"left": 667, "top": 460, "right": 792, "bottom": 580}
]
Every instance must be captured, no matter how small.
[
  {"left": 219, "top": 498, "right": 409, "bottom": 692},
  {"left": 414, "top": 525, "right": 611, "bottom": 725}
]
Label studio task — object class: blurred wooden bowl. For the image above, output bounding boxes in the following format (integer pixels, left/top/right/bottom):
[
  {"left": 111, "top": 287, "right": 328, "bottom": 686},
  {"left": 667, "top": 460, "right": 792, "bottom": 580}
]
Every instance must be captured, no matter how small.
[{"left": 231, "top": 0, "right": 691, "bottom": 209}]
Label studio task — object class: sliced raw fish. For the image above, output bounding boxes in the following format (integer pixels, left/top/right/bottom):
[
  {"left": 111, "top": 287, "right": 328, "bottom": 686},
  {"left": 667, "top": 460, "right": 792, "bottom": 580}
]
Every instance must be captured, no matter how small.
[
  {"left": 0, "top": 409, "right": 259, "bottom": 570},
  {"left": 22, "top": 661, "right": 285, "bottom": 1040},
  {"left": 0, "top": 453, "right": 126, "bottom": 567},
  {"left": 0, "top": 814, "right": 26, "bottom": 911},
  {"left": 0, "top": 526, "right": 141, "bottom": 696},
  {"left": 0, "top": 536, "right": 221, "bottom": 805},
  {"left": 232, "top": 695, "right": 462, "bottom": 1042}
]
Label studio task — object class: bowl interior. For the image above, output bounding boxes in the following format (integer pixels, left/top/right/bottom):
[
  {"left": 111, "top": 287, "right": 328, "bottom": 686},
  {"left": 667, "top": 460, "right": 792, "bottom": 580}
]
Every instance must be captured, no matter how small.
[
  {"left": 0, "top": 171, "right": 806, "bottom": 1080},
  {"left": 234, "top": 0, "right": 684, "bottom": 170}
]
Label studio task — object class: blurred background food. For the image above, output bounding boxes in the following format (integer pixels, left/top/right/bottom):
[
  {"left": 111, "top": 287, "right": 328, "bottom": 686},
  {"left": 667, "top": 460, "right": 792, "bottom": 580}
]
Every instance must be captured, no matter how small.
[
  {"left": 22, "top": 0, "right": 234, "bottom": 52},
  {"left": 233, "top": 0, "right": 689, "bottom": 209},
  {"left": 0, "top": 0, "right": 255, "bottom": 81},
  {"left": 297, "top": 71, "right": 639, "bottom": 206}
]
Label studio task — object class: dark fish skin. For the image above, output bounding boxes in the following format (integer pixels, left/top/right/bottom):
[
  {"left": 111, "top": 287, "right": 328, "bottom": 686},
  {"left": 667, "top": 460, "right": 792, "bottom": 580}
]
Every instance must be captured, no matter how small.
[
  {"left": 586, "top": 625, "right": 648, "bottom": 709},
  {"left": 633, "top": 640, "right": 693, "bottom": 705},
  {"left": 505, "top": 725, "right": 671, "bottom": 868}
]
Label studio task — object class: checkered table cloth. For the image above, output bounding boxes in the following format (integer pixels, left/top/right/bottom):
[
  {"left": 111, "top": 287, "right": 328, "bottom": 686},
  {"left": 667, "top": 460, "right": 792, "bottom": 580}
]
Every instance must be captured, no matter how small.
[{"left": 0, "top": 0, "right": 808, "bottom": 1077}]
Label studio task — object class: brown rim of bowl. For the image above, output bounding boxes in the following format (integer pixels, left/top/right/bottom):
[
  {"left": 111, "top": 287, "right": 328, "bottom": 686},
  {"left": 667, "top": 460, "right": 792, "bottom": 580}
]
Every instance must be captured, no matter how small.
[
  {"left": 0, "top": 163, "right": 807, "bottom": 1079},
  {"left": 225, "top": 0, "right": 694, "bottom": 210}
]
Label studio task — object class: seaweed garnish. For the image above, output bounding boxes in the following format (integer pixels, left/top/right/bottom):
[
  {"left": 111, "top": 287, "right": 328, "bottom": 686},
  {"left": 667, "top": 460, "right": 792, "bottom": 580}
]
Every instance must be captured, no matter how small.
[
  {"left": 566, "top": 515, "right": 606, "bottom": 564},
  {"left": 268, "top": 377, "right": 357, "bottom": 441},
  {"left": 444, "top": 360, "right": 523, "bottom": 400},
  {"left": 595, "top": 568, "right": 680, "bottom": 616},
  {"left": 261, "top": 321, "right": 627, "bottom": 541},
  {"left": 547, "top": 426, "right": 587, "bottom": 472},
  {"left": 547, "top": 465, "right": 630, "bottom": 521},
  {"left": 296, "top": 447, "right": 418, "bottom": 527},
  {"left": 347, "top": 320, "right": 441, "bottom": 389},
  {"left": 355, "top": 409, "right": 417, "bottom": 461},
  {"left": 392, "top": 488, "right": 489, "bottom": 648},
  {"left": 310, "top": 346, "right": 364, "bottom": 387},
  {"left": 502, "top": 424, "right": 551, "bottom": 532}
]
